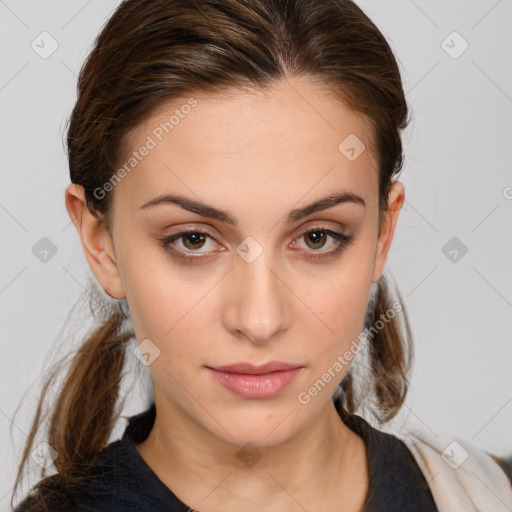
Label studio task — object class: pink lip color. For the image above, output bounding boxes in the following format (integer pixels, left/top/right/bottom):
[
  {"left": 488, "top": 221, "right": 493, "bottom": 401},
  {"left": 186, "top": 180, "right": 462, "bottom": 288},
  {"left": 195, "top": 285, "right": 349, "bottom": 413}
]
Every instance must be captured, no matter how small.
[{"left": 206, "top": 364, "right": 303, "bottom": 399}]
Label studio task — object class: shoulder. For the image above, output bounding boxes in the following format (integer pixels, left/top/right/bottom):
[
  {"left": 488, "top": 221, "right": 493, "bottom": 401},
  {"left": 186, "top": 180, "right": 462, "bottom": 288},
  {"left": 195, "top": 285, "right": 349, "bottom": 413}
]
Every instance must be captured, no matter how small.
[
  {"left": 13, "top": 440, "right": 130, "bottom": 512},
  {"left": 344, "top": 413, "right": 439, "bottom": 511},
  {"left": 14, "top": 404, "right": 184, "bottom": 512},
  {"left": 386, "top": 421, "right": 512, "bottom": 512},
  {"left": 13, "top": 479, "right": 87, "bottom": 512}
]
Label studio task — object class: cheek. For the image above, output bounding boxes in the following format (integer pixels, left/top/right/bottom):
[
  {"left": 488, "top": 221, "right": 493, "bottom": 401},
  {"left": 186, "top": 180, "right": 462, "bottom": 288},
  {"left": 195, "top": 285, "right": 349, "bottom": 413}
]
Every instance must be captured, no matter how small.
[
  {"left": 119, "top": 245, "right": 220, "bottom": 364},
  {"left": 314, "top": 285, "right": 369, "bottom": 350},
  {"left": 299, "top": 276, "right": 371, "bottom": 400},
  {"left": 309, "top": 251, "right": 374, "bottom": 327},
  {"left": 302, "top": 262, "right": 374, "bottom": 376},
  {"left": 116, "top": 239, "right": 182, "bottom": 341}
]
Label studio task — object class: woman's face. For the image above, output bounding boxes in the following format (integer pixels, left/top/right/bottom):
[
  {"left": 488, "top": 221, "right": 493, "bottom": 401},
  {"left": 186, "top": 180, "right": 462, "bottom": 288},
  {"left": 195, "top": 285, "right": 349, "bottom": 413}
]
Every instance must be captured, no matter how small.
[{"left": 79, "top": 77, "right": 403, "bottom": 447}]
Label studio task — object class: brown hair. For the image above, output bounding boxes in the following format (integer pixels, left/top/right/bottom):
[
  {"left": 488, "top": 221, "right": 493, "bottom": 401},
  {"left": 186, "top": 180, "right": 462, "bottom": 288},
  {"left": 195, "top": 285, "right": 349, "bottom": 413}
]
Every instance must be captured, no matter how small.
[{"left": 11, "top": 0, "right": 412, "bottom": 508}]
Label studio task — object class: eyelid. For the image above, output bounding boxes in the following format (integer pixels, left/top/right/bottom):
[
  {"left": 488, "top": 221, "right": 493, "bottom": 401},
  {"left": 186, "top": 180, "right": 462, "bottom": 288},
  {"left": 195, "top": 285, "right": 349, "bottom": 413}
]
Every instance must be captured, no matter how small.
[
  {"left": 293, "top": 220, "right": 347, "bottom": 236},
  {"left": 166, "top": 224, "right": 219, "bottom": 239},
  {"left": 157, "top": 225, "right": 354, "bottom": 266},
  {"left": 161, "top": 220, "right": 347, "bottom": 246}
]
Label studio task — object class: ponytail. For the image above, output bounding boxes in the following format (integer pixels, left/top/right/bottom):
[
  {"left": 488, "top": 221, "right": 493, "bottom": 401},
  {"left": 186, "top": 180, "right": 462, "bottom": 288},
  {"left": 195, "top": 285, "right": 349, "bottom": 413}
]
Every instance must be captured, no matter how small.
[
  {"left": 11, "top": 285, "right": 134, "bottom": 510},
  {"left": 336, "top": 274, "right": 413, "bottom": 424}
]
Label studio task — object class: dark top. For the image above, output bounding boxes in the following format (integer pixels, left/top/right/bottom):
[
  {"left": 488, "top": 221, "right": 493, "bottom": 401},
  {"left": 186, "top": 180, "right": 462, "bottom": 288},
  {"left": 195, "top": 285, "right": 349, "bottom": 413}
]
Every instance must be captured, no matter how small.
[
  {"left": 15, "top": 403, "right": 439, "bottom": 511},
  {"left": 493, "top": 455, "right": 512, "bottom": 484}
]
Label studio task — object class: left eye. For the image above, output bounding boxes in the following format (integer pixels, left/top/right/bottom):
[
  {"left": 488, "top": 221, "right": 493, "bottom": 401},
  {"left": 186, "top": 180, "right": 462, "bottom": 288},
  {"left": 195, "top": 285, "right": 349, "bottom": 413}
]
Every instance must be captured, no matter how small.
[
  {"left": 158, "top": 227, "right": 354, "bottom": 262},
  {"left": 298, "top": 228, "right": 341, "bottom": 251},
  {"left": 292, "top": 228, "right": 355, "bottom": 261}
]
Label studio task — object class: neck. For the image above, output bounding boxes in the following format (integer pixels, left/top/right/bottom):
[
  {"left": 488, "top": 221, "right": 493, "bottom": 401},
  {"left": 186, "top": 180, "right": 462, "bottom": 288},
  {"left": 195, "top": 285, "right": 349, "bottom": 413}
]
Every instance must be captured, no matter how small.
[{"left": 136, "top": 383, "right": 368, "bottom": 511}]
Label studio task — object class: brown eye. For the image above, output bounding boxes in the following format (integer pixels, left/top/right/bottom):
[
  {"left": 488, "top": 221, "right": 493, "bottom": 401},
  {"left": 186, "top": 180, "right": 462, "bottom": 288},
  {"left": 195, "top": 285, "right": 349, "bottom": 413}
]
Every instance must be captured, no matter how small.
[
  {"left": 181, "top": 232, "right": 208, "bottom": 250},
  {"left": 158, "top": 228, "right": 220, "bottom": 262},
  {"left": 303, "top": 229, "right": 328, "bottom": 250},
  {"left": 292, "top": 227, "right": 355, "bottom": 262}
]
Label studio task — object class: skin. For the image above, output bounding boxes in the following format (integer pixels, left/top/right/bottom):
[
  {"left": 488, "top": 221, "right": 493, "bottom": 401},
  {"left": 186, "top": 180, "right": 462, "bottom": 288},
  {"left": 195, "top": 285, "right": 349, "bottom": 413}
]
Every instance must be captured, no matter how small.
[{"left": 65, "top": 76, "right": 404, "bottom": 512}]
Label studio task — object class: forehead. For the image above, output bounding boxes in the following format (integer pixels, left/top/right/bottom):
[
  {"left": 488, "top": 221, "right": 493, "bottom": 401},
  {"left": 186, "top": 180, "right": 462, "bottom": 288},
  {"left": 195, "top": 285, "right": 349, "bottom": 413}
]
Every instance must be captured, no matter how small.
[{"left": 114, "top": 77, "right": 379, "bottom": 214}]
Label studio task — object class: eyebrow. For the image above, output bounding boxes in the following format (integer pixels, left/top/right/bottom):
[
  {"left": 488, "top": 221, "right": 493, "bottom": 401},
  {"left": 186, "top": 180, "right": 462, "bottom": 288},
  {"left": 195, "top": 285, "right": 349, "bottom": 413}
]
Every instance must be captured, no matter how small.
[{"left": 139, "top": 191, "right": 365, "bottom": 225}]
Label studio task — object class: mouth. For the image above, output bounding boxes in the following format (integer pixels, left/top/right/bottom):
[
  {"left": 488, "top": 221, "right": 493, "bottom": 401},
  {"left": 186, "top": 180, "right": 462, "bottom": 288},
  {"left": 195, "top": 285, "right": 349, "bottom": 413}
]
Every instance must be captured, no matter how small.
[{"left": 205, "top": 361, "right": 304, "bottom": 399}]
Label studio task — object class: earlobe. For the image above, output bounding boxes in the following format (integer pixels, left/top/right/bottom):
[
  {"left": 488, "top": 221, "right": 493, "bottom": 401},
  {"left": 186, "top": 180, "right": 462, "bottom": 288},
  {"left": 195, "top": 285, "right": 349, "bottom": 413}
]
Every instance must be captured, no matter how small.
[
  {"left": 64, "top": 183, "right": 125, "bottom": 299},
  {"left": 371, "top": 181, "right": 405, "bottom": 284}
]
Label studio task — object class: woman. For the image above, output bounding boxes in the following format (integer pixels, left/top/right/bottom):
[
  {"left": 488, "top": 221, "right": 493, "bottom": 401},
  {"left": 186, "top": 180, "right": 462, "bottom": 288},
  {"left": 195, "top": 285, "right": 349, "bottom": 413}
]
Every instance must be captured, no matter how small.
[{"left": 11, "top": 0, "right": 512, "bottom": 510}]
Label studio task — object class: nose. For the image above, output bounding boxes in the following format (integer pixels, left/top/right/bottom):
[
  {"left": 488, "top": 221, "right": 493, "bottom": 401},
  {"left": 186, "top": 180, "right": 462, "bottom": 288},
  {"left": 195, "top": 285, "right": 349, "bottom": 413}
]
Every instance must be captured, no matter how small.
[{"left": 222, "top": 248, "right": 292, "bottom": 344}]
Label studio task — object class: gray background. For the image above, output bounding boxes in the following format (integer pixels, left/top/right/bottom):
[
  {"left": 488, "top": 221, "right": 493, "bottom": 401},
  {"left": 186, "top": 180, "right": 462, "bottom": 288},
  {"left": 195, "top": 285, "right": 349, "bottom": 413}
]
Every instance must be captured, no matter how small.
[{"left": 1, "top": 0, "right": 511, "bottom": 507}]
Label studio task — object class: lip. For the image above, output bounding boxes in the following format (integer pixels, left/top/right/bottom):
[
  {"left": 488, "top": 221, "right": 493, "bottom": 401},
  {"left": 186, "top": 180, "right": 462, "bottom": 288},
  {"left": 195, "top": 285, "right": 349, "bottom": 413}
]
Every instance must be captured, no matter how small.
[
  {"left": 208, "top": 361, "right": 303, "bottom": 374},
  {"left": 206, "top": 362, "right": 304, "bottom": 399}
]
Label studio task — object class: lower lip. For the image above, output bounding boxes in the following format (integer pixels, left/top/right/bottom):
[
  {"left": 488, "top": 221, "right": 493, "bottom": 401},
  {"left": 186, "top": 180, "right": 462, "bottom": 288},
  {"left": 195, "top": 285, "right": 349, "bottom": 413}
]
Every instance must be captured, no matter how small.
[{"left": 206, "top": 367, "right": 303, "bottom": 399}]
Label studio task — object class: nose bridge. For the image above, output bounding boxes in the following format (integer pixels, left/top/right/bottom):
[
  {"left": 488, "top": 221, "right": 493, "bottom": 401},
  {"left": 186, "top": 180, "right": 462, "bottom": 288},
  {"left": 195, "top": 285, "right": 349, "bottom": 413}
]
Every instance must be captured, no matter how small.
[{"left": 225, "top": 238, "right": 290, "bottom": 342}]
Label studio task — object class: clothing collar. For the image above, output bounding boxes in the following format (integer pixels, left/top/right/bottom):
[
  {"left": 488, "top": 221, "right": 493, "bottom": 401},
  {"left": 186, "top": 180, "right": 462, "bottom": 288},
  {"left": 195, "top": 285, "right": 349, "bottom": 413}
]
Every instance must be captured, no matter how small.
[{"left": 120, "top": 402, "right": 437, "bottom": 512}]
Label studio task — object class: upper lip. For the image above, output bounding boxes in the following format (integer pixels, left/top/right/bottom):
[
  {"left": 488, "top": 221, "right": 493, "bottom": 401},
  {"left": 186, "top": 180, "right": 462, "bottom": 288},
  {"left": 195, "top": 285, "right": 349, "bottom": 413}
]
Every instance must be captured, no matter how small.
[{"left": 207, "top": 361, "right": 304, "bottom": 375}]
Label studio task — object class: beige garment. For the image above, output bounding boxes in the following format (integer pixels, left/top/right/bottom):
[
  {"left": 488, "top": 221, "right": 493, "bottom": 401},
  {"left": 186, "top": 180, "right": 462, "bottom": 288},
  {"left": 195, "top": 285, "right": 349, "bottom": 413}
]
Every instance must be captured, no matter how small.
[{"left": 388, "top": 424, "right": 512, "bottom": 512}]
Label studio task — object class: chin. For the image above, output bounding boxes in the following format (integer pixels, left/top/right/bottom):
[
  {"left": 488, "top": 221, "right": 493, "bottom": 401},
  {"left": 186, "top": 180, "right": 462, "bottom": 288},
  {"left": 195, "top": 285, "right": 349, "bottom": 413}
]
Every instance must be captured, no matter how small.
[{"left": 200, "top": 402, "right": 311, "bottom": 448}]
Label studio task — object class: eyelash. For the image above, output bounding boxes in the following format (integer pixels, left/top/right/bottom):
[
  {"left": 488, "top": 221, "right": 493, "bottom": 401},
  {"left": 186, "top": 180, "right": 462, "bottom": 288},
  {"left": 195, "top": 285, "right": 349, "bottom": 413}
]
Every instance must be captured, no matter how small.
[{"left": 157, "top": 226, "right": 355, "bottom": 264}]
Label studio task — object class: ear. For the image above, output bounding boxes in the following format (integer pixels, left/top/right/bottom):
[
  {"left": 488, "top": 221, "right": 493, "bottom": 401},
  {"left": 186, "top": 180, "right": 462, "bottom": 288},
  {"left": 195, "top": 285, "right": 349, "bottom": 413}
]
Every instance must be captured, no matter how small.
[
  {"left": 371, "top": 181, "right": 405, "bottom": 283},
  {"left": 64, "top": 183, "right": 125, "bottom": 299}
]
